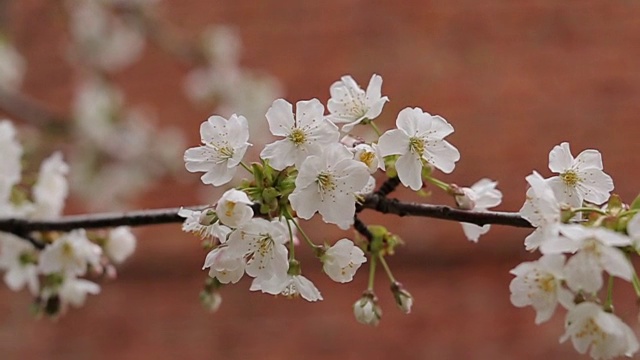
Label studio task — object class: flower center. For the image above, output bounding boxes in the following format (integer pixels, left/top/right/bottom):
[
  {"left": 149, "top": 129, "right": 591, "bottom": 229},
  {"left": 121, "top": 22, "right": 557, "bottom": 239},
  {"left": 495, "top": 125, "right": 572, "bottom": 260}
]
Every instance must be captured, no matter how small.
[
  {"left": 257, "top": 234, "right": 274, "bottom": 256},
  {"left": 217, "top": 145, "right": 235, "bottom": 160},
  {"left": 561, "top": 170, "right": 580, "bottom": 186},
  {"left": 359, "top": 151, "right": 376, "bottom": 168},
  {"left": 575, "top": 318, "right": 605, "bottom": 343},
  {"left": 536, "top": 273, "right": 556, "bottom": 293},
  {"left": 223, "top": 201, "right": 236, "bottom": 217},
  {"left": 316, "top": 172, "right": 336, "bottom": 192},
  {"left": 288, "top": 128, "right": 307, "bottom": 145},
  {"left": 409, "top": 137, "right": 425, "bottom": 155}
]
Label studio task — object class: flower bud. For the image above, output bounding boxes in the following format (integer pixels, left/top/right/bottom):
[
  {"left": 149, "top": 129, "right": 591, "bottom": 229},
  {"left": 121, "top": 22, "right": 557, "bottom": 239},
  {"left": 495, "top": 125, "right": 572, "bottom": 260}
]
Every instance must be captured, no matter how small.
[
  {"left": 353, "top": 291, "right": 382, "bottom": 326},
  {"left": 198, "top": 208, "right": 217, "bottom": 226},
  {"left": 199, "top": 290, "right": 222, "bottom": 313},
  {"left": 453, "top": 185, "right": 476, "bottom": 210},
  {"left": 391, "top": 282, "right": 413, "bottom": 314}
]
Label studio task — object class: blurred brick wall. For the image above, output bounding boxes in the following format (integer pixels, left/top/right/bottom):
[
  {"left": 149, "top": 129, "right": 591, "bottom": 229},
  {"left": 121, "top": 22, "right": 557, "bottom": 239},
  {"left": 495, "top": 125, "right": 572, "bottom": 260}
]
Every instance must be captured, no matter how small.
[{"left": 2, "top": 0, "right": 640, "bottom": 359}]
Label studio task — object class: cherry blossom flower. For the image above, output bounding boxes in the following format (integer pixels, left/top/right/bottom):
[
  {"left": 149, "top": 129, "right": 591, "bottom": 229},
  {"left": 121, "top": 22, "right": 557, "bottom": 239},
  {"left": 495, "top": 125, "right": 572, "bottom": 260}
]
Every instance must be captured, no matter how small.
[
  {"left": 226, "top": 218, "right": 289, "bottom": 280},
  {"left": 454, "top": 178, "right": 502, "bottom": 242},
  {"left": 327, "top": 74, "right": 389, "bottom": 133},
  {"left": 547, "top": 142, "right": 614, "bottom": 208},
  {"left": 321, "top": 238, "right": 367, "bottom": 283},
  {"left": 215, "top": 189, "right": 254, "bottom": 228},
  {"left": 0, "top": 39, "right": 26, "bottom": 92},
  {"left": 0, "top": 233, "right": 39, "bottom": 295},
  {"left": 178, "top": 208, "right": 231, "bottom": 241},
  {"left": 250, "top": 273, "right": 323, "bottom": 302},
  {"left": 548, "top": 225, "right": 633, "bottom": 293},
  {"left": 57, "top": 276, "right": 101, "bottom": 308},
  {"left": 260, "top": 98, "right": 339, "bottom": 170},
  {"left": 0, "top": 120, "right": 22, "bottom": 205},
  {"left": 352, "top": 143, "right": 384, "bottom": 173},
  {"left": 520, "top": 171, "right": 562, "bottom": 252},
  {"left": 378, "top": 107, "right": 460, "bottom": 191},
  {"left": 561, "top": 302, "right": 639, "bottom": 360},
  {"left": 104, "top": 227, "right": 136, "bottom": 264},
  {"left": 289, "top": 144, "right": 369, "bottom": 230},
  {"left": 353, "top": 292, "right": 382, "bottom": 326},
  {"left": 184, "top": 114, "right": 251, "bottom": 186},
  {"left": 509, "top": 254, "right": 573, "bottom": 324},
  {"left": 39, "top": 230, "right": 102, "bottom": 276},
  {"left": 626, "top": 213, "right": 640, "bottom": 250},
  {"left": 202, "top": 245, "right": 246, "bottom": 284},
  {"left": 31, "top": 152, "right": 69, "bottom": 219}
]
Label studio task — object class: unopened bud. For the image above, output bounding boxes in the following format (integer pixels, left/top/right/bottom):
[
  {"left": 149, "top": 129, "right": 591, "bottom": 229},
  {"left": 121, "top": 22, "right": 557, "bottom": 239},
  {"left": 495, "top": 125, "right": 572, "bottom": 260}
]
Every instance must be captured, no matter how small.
[
  {"left": 353, "top": 291, "right": 382, "bottom": 326},
  {"left": 199, "top": 290, "right": 222, "bottom": 313},
  {"left": 453, "top": 185, "right": 476, "bottom": 210},
  {"left": 391, "top": 282, "right": 413, "bottom": 314},
  {"left": 198, "top": 208, "right": 217, "bottom": 226}
]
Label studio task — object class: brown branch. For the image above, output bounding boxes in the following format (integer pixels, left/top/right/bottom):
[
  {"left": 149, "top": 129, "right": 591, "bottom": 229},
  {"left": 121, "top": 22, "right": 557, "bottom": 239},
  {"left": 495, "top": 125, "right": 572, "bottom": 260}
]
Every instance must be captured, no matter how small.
[{"left": 0, "top": 195, "right": 532, "bottom": 243}]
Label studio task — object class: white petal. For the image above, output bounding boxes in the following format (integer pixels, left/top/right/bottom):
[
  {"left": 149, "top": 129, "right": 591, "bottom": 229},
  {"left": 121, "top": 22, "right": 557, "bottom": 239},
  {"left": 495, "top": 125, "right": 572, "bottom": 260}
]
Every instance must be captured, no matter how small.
[
  {"left": 377, "top": 129, "right": 409, "bottom": 157},
  {"left": 548, "top": 142, "right": 574, "bottom": 173},
  {"left": 396, "top": 153, "right": 423, "bottom": 191}
]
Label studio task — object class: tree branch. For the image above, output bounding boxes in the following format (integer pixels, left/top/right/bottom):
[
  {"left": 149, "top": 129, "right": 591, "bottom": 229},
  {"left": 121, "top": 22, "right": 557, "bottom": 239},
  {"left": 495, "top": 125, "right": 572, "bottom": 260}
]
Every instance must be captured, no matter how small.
[{"left": 0, "top": 195, "right": 532, "bottom": 242}]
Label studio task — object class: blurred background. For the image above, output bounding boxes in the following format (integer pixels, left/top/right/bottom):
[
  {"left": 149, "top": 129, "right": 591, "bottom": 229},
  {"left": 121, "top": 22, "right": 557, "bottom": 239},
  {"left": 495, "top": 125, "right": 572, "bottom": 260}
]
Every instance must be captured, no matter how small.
[{"left": 1, "top": 0, "right": 640, "bottom": 359}]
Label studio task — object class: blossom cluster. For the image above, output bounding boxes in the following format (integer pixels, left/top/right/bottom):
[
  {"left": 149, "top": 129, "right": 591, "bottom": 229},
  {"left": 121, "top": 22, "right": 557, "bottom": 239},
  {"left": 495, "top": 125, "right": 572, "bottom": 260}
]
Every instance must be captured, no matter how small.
[
  {"left": 511, "top": 143, "right": 640, "bottom": 359},
  {"left": 0, "top": 120, "right": 136, "bottom": 317},
  {"left": 181, "top": 74, "right": 502, "bottom": 324}
]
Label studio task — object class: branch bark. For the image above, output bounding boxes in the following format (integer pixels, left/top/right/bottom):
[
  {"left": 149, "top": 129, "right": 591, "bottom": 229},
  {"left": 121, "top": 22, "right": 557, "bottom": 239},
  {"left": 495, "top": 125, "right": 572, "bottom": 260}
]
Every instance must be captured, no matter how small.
[{"left": 0, "top": 195, "right": 532, "bottom": 239}]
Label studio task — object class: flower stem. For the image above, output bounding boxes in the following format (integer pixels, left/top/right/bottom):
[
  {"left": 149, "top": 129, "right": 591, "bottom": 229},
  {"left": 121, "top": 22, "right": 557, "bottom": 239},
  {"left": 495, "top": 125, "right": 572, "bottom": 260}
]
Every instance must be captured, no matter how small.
[
  {"left": 377, "top": 254, "right": 396, "bottom": 283},
  {"left": 367, "top": 254, "right": 377, "bottom": 291},
  {"left": 424, "top": 175, "right": 451, "bottom": 192},
  {"left": 604, "top": 275, "right": 615, "bottom": 311},
  {"left": 369, "top": 122, "right": 382, "bottom": 137},
  {"left": 239, "top": 161, "right": 253, "bottom": 174},
  {"left": 284, "top": 216, "right": 295, "bottom": 260},
  {"left": 571, "top": 207, "right": 608, "bottom": 216},
  {"left": 283, "top": 208, "right": 317, "bottom": 249},
  {"left": 632, "top": 269, "right": 640, "bottom": 299}
]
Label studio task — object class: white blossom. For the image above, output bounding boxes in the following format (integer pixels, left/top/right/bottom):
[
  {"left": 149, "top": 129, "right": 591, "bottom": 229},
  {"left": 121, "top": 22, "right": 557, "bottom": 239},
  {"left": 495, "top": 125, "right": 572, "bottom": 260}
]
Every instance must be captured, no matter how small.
[
  {"left": 509, "top": 254, "right": 573, "bottom": 324},
  {"left": 58, "top": 276, "right": 101, "bottom": 308},
  {"left": 547, "top": 142, "right": 614, "bottom": 207},
  {"left": 250, "top": 273, "right": 323, "bottom": 302},
  {"left": 353, "top": 294, "right": 382, "bottom": 326},
  {"left": 215, "top": 189, "right": 253, "bottom": 228},
  {"left": 0, "top": 120, "right": 23, "bottom": 204},
  {"left": 0, "top": 233, "right": 39, "bottom": 295},
  {"left": 626, "top": 213, "right": 640, "bottom": 250},
  {"left": 327, "top": 74, "right": 388, "bottom": 133},
  {"left": 31, "top": 152, "right": 69, "bottom": 219},
  {"left": 0, "top": 40, "right": 26, "bottom": 92},
  {"left": 67, "top": 0, "right": 145, "bottom": 71},
  {"left": 520, "top": 171, "right": 563, "bottom": 252},
  {"left": 39, "top": 230, "right": 102, "bottom": 276},
  {"left": 104, "top": 227, "right": 136, "bottom": 264},
  {"left": 548, "top": 225, "right": 633, "bottom": 293},
  {"left": 561, "top": 302, "right": 639, "bottom": 359},
  {"left": 178, "top": 208, "right": 230, "bottom": 241},
  {"left": 184, "top": 114, "right": 251, "bottom": 186},
  {"left": 202, "top": 245, "right": 245, "bottom": 284},
  {"left": 322, "top": 238, "right": 366, "bottom": 283},
  {"left": 226, "top": 218, "right": 289, "bottom": 279},
  {"left": 455, "top": 178, "right": 502, "bottom": 242},
  {"left": 260, "top": 98, "right": 339, "bottom": 170},
  {"left": 289, "top": 143, "right": 369, "bottom": 230},
  {"left": 378, "top": 107, "right": 460, "bottom": 190},
  {"left": 352, "top": 143, "right": 383, "bottom": 173}
]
